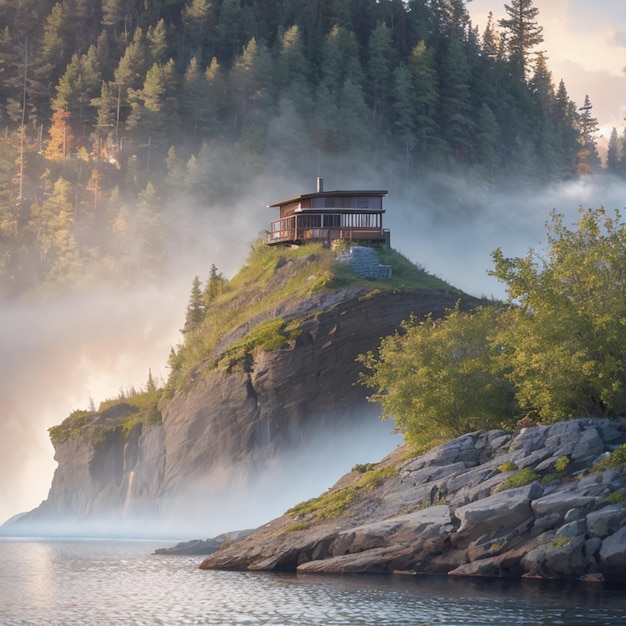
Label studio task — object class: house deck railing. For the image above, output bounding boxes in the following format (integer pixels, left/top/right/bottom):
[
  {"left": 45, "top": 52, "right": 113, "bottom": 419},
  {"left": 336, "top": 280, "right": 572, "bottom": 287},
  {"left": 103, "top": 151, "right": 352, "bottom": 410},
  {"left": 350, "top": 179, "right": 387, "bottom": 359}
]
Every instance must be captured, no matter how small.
[{"left": 267, "top": 214, "right": 386, "bottom": 245}]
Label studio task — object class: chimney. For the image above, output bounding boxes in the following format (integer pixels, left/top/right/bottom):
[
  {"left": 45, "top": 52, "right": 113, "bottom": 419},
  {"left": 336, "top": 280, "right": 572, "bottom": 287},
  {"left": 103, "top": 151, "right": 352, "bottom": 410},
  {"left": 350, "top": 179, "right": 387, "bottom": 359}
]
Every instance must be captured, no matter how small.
[{"left": 316, "top": 176, "right": 324, "bottom": 193}]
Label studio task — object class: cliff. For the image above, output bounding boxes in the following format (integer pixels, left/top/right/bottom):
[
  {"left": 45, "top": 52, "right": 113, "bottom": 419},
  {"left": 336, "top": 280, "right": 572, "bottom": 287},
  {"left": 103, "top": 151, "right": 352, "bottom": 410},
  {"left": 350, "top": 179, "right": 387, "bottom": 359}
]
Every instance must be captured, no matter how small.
[
  {"left": 199, "top": 418, "right": 626, "bottom": 582},
  {"left": 14, "top": 245, "right": 469, "bottom": 536}
]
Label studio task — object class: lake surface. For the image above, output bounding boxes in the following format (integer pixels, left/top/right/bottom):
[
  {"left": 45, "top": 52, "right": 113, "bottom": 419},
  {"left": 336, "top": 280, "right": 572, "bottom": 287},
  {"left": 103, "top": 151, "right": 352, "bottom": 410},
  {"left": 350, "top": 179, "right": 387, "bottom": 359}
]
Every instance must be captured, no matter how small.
[{"left": 1, "top": 537, "right": 625, "bottom": 625}]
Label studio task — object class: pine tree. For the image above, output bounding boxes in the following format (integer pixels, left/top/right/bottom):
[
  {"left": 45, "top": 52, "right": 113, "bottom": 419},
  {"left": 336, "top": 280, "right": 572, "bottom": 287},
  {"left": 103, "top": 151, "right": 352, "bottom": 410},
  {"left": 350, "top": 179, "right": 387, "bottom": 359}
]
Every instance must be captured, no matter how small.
[
  {"left": 408, "top": 40, "right": 439, "bottom": 158},
  {"left": 499, "top": 0, "right": 544, "bottom": 81},
  {"left": 392, "top": 62, "right": 416, "bottom": 175},
  {"left": 481, "top": 12, "right": 501, "bottom": 61},
  {"left": 553, "top": 79, "right": 579, "bottom": 175},
  {"left": 92, "top": 81, "right": 121, "bottom": 153},
  {"left": 619, "top": 128, "right": 626, "bottom": 177},
  {"left": 336, "top": 79, "right": 372, "bottom": 151},
  {"left": 146, "top": 368, "right": 157, "bottom": 393},
  {"left": 473, "top": 103, "right": 501, "bottom": 176},
  {"left": 53, "top": 47, "right": 102, "bottom": 139},
  {"left": 216, "top": 0, "right": 243, "bottom": 60},
  {"left": 229, "top": 37, "right": 273, "bottom": 131},
  {"left": 275, "top": 24, "right": 309, "bottom": 90},
  {"left": 438, "top": 37, "right": 473, "bottom": 162},
  {"left": 367, "top": 22, "right": 394, "bottom": 128},
  {"left": 577, "top": 94, "right": 601, "bottom": 175},
  {"left": 147, "top": 19, "right": 169, "bottom": 65},
  {"left": 28, "top": 176, "right": 81, "bottom": 283},
  {"left": 320, "top": 25, "right": 364, "bottom": 93},
  {"left": 182, "top": 0, "right": 216, "bottom": 62},
  {"left": 606, "top": 127, "right": 620, "bottom": 175},
  {"left": 127, "top": 60, "right": 181, "bottom": 160},
  {"left": 204, "top": 263, "right": 224, "bottom": 304},
  {"left": 529, "top": 52, "right": 554, "bottom": 116},
  {"left": 184, "top": 275, "right": 205, "bottom": 331},
  {"left": 39, "top": 2, "right": 72, "bottom": 79},
  {"left": 181, "top": 56, "right": 216, "bottom": 139},
  {"left": 45, "top": 110, "right": 75, "bottom": 160}
]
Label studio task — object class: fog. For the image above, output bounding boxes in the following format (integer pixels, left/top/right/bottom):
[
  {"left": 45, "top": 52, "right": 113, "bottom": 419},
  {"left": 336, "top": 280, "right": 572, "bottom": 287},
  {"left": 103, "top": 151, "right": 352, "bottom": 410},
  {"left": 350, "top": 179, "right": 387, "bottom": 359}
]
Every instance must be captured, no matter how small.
[
  {"left": 2, "top": 167, "right": 625, "bottom": 535},
  {"left": 0, "top": 286, "right": 186, "bottom": 527},
  {"left": 7, "top": 409, "right": 403, "bottom": 540},
  {"left": 388, "top": 173, "right": 626, "bottom": 299}
]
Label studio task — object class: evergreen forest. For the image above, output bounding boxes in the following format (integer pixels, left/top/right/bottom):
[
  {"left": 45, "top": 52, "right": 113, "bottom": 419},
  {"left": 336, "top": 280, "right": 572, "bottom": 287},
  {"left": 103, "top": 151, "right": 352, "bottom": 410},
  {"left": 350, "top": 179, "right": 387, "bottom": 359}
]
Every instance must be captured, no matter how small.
[{"left": 0, "top": 0, "right": 619, "bottom": 297}]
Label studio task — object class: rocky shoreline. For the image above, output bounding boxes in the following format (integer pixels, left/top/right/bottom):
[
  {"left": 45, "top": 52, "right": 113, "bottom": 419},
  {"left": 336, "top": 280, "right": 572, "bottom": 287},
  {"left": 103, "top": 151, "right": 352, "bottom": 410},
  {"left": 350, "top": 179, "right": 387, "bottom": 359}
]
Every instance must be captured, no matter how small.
[{"left": 197, "top": 418, "right": 626, "bottom": 582}]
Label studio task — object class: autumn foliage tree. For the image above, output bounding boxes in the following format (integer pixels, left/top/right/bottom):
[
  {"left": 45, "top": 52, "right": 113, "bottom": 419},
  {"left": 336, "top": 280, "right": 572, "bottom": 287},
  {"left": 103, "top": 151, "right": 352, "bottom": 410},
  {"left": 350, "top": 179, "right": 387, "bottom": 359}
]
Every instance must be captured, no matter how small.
[{"left": 45, "top": 110, "right": 75, "bottom": 160}]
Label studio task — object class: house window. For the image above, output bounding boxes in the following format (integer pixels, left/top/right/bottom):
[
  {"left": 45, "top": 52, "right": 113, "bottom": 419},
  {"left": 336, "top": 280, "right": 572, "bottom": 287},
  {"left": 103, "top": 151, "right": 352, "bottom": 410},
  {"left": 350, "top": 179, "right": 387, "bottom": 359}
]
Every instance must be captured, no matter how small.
[
  {"left": 298, "top": 214, "right": 321, "bottom": 228},
  {"left": 323, "top": 214, "right": 340, "bottom": 227}
]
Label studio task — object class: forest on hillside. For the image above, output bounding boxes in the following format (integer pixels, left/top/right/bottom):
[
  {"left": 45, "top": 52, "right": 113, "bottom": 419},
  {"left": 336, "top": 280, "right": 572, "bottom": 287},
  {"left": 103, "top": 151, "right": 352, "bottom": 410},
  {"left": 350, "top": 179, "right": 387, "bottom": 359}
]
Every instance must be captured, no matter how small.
[{"left": 0, "top": 0, "right": 620, "bottom": 298}]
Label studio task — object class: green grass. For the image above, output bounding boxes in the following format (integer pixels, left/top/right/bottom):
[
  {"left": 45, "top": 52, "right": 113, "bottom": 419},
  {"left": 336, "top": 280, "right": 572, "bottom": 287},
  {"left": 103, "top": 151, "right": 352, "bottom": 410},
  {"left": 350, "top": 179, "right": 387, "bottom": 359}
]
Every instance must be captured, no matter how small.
[
  {"left": 215, "top": 317, "right": 301, "bottom": 371},
  {"left": 49, "top": 390, "right": 163, "bottom": 446},
  {"left": 285, "top": 464, "right": 399, "bottom": 530},
  {"left": 166, "top": 242, "right": 460, "bottom": 395},
  {"left": 497, "top": 461, "right": 518, "bottom": 473},
  {"left": 591, "top": 444, "right": 626, "bottom": 474},
  {"left": 600, "top": 490, "right": 626, "bottom": 506},
  {"left": 548, "top": 536, "right": 573, "bottom": 550},
  {"left": 496, "top": 467, "right": 540, "bottom": 492}
]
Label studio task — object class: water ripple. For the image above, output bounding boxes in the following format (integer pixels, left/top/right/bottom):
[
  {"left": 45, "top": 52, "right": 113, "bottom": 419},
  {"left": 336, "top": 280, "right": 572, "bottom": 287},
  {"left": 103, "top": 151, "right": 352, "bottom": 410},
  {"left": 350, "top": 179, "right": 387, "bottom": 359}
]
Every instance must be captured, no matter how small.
[{"left": 1, "top": 539, "right": 625, "bottom": 626}]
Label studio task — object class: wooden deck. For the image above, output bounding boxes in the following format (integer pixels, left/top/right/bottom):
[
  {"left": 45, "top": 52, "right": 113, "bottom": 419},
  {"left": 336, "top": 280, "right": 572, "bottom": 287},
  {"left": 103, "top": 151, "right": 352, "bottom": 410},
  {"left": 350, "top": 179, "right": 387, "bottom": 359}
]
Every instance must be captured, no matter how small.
[{"left": 267, "top": 214, "right": 388, "bottom": 246}]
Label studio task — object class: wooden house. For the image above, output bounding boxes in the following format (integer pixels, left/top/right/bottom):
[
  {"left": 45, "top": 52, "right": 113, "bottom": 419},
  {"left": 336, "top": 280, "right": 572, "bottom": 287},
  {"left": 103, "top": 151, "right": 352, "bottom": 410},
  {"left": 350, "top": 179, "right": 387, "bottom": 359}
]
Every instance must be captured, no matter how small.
[{"left": 266, "top": 178, "right": 390, "bottom": 247}]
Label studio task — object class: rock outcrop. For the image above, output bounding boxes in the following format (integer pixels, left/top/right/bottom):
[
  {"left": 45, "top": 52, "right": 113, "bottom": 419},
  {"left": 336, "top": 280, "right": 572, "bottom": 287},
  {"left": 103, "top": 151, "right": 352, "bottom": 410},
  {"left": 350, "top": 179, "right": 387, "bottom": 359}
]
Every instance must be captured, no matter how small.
[
  {"left": 199, "top": 418, "right": 626, "bottom": 582},
  {"left": 14, "top": 286, "right": 465, "bottom": 535}
]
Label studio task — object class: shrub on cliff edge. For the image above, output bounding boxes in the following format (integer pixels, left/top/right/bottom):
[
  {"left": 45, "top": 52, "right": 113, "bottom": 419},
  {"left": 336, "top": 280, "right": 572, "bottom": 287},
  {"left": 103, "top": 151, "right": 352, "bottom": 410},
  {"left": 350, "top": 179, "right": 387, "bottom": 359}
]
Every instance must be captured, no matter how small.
[{"left": 359, "top": 207, "right": 626, "bottom": 447}]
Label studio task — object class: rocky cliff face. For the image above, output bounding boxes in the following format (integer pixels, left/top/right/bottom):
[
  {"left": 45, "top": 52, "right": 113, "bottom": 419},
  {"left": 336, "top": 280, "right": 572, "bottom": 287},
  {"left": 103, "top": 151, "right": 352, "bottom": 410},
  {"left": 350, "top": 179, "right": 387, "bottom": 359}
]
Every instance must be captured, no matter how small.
[
  {"left": 18, "top": 287, "right": 464, "bottom": 536},
  {"left": 199, "top": 418, "right": 626, "bottom": 582}
]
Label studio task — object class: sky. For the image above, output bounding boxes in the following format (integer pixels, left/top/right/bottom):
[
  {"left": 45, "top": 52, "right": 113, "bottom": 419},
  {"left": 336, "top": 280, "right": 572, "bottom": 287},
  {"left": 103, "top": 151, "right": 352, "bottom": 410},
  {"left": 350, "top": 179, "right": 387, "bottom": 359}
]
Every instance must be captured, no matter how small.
[{"left": 467, "top": 0, "right": 626, "bottom": 136}]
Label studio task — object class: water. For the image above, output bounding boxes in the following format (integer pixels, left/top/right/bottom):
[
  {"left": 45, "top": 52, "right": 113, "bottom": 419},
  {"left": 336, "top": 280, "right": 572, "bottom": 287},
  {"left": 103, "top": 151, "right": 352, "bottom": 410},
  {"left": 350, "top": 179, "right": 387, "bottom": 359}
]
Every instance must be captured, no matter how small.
[{"left": 1, "top": 538, "right": 625, "bottom": 626}]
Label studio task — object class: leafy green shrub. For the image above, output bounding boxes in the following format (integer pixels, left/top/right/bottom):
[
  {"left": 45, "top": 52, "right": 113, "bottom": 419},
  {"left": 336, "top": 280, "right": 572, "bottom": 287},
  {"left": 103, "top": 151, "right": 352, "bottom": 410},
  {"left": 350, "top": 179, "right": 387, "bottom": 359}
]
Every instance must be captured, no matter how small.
[
  {"left": 49, "top": 387, "right": 163, "bottom": 446},
  {"left": 359, "top": 466, "right": 399, "bottom": 489},
  {"left": 591, "top": 444, "right": 626, "bottom": 474},
  {"left": 217, "top": 318, "right": 295, "bottom": 370},
  {"left": 539, "top": 455, "right": 572, "bottom": 485},
  {"left": 490, "top": 207, "right": 626, "bottom": 420},
  {"left": 497, "top": 467, "right": 540, "bottom": 491},
  {"left": 497, "top": 461, "right": 518, "bottom": 473},
  {"left": 549, "top": 536, "right": 573, "bottom": 550},
  {"left": 603, "top": 491, "right": 626, "bottom": 505},
  {"left": 352, "top": 463, "right": 376, "bottom": 473},
  {"left": 555, "top": 455, "right": 570, "bottom": 472},
  {"left": 359, "top": 305, "right": 518, "bottom": 447},
  {"left": 49, "top": 410, "right": 94, "bottom": 444}
]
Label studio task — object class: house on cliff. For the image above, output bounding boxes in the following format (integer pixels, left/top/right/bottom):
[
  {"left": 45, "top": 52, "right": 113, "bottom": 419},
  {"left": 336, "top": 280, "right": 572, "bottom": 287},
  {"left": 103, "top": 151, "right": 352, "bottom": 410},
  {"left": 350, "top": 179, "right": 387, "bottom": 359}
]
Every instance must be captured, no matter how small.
[{"left": 266, "top": 178, "right": 390, "bottom": 247}]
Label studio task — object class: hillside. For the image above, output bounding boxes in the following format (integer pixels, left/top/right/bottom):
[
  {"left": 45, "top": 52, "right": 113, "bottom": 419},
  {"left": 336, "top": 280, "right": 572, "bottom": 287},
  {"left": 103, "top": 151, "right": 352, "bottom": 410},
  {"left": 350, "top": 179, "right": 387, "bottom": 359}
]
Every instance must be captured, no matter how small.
[{"left": 12, "top": 244, "right": 474, "bottom": 536}]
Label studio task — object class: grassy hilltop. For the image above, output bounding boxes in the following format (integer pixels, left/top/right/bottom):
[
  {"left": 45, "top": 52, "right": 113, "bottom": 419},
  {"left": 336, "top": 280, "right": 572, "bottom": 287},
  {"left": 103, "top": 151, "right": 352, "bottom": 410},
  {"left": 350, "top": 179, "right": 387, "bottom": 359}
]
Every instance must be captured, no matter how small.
[{"left": 50, "top": 242, "right": 459, "bottom": 446}]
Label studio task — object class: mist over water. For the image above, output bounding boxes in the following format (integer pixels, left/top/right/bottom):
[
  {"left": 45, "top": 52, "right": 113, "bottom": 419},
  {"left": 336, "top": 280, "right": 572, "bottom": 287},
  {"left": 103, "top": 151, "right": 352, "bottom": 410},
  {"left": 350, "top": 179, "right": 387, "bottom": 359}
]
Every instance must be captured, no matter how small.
[
  {"left": 2, "top": 169, "right": 625, "bottom": 532},
  {"left": 0, "top": 285, "right": 186, "bottom": 526}
]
